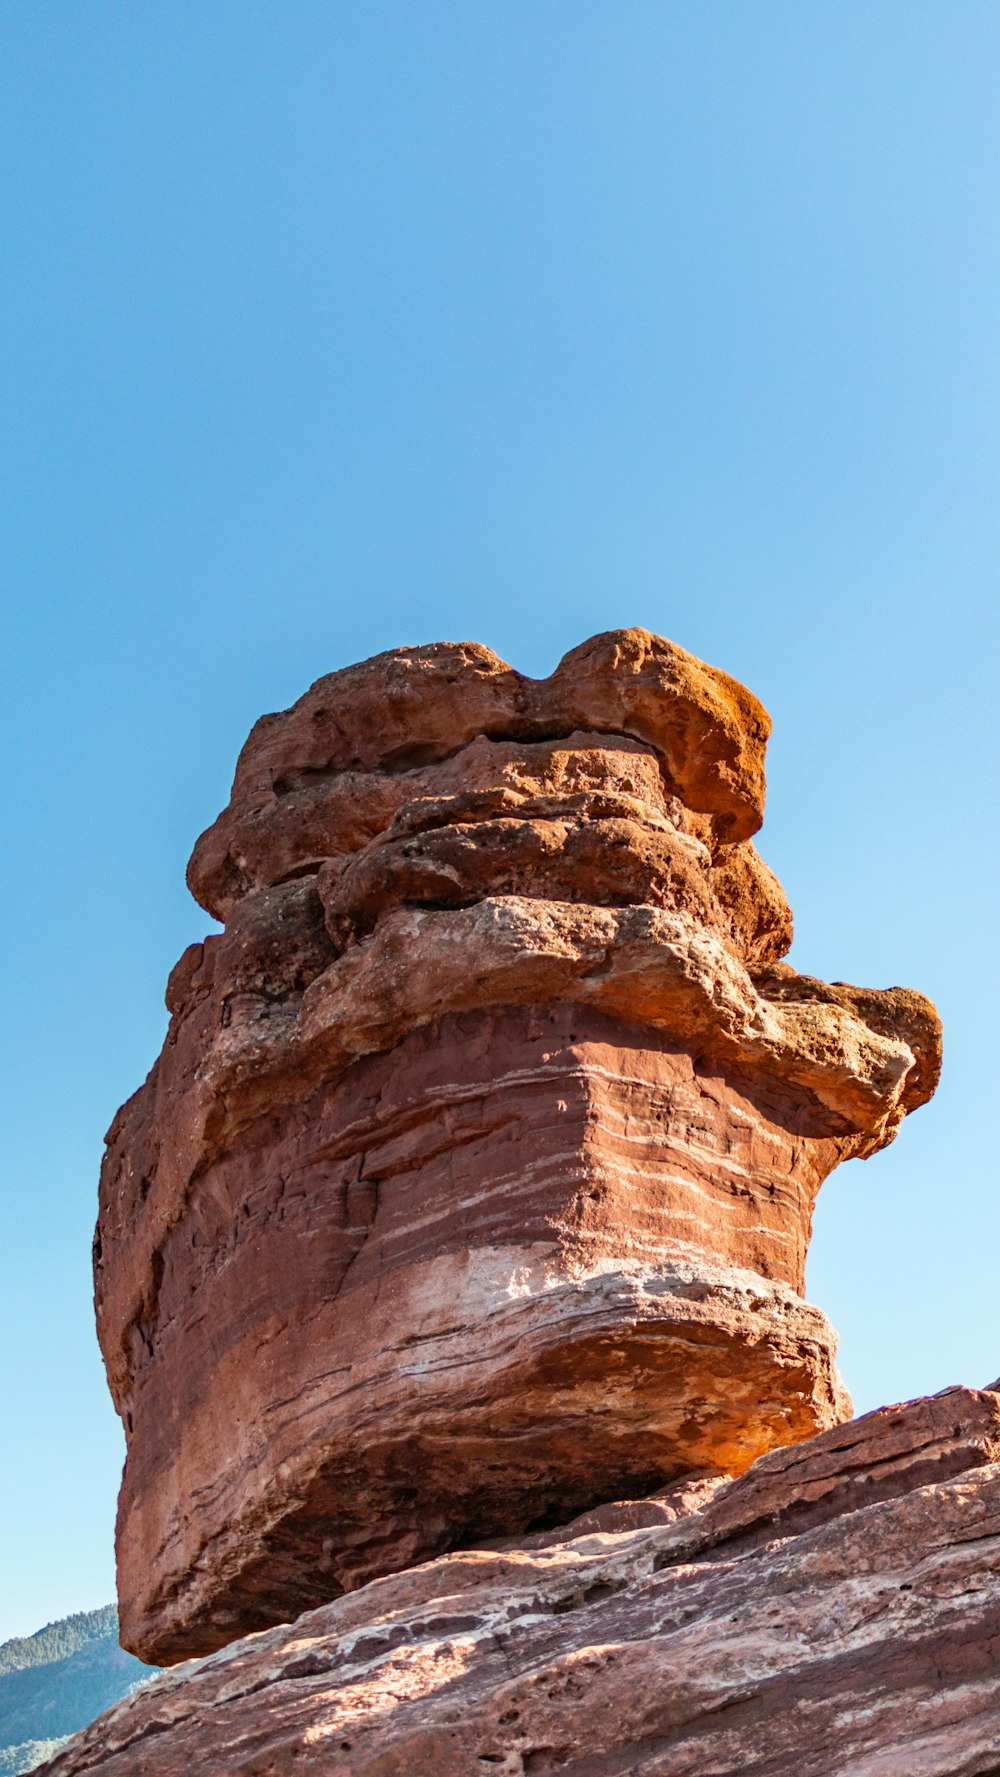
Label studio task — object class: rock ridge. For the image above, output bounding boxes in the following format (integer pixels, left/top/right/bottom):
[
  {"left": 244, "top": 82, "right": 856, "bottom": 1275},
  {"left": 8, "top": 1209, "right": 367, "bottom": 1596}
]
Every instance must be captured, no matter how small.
[{"left": 41, "top": 1388, "right": 1000, "bottom": 1776}]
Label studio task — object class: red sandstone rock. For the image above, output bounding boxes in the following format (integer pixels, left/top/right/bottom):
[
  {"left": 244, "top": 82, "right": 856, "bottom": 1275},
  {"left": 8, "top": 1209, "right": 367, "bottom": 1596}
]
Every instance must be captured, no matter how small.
[
  {"left": 42, "top": 1387, "right": 1000, "bottom": 1776},
  {"left": 95, "top": 631, "right": 941, "bottom": 1665},
  {"left": 187, "top": 631, "right": 772, "bottom": 920}
]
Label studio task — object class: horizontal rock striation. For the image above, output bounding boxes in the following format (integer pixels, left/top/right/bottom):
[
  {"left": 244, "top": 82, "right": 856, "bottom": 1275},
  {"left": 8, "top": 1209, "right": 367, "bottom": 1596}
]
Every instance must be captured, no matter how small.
[
  {"left": 95, "top": 630, "right": 941, "bottom": 1664},
  {"left": 42, "top": 1387, "right": 1000, "bottom": 1776}
]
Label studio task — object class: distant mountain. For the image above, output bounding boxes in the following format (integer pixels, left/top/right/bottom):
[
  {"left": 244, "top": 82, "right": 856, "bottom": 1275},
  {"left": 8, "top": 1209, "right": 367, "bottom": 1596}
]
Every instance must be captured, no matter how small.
[{"left": 0, "top": 1606, "right": 153, "bottom": 1774}]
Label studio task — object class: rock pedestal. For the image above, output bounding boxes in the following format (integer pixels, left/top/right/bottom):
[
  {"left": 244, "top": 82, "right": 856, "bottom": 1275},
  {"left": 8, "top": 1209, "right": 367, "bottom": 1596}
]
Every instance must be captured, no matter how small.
[
  {"left": 43, "top": 1387, "right": 1000, "bottom": 1777},
  {"left": 94, "top": 630, "right": 940, "bottom": 1665}
]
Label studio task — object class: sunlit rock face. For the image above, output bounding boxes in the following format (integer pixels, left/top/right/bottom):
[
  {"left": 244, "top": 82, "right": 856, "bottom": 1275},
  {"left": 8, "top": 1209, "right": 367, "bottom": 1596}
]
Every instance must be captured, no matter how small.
[{"left": 94, "top": 630, "right": 941, "bottom": 1664}]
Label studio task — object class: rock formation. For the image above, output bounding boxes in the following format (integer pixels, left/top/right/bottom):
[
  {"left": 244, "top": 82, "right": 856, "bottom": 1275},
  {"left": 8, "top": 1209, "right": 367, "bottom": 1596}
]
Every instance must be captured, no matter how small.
[
  {"left": 91, "top": 632, "right": 937, "bottom": 1670},
  {"left": 43, "top": 1387, "right": 1000, "bottom": 1776},
  {"left": 93, "top": 629, "right": 940, "bottom": 1670}
]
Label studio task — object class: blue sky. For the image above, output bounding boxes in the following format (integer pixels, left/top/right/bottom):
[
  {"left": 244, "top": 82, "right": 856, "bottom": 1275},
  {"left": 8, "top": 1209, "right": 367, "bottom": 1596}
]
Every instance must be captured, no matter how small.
[{"left": 2, "top": 2, "right": 998, "bottom": 1643}]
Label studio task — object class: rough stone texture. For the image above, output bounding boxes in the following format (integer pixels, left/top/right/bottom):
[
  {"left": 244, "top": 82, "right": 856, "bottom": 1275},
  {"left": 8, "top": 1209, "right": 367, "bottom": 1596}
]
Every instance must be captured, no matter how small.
[
  {"left": 41, "top": 1387, "right": 1000, "bottom": 1776},
  {"left": 95, "top": 630, "right": 942, "bottom": 1664},
  {"left": 186, "top": 631, "right": 774, "bottom": 920}
]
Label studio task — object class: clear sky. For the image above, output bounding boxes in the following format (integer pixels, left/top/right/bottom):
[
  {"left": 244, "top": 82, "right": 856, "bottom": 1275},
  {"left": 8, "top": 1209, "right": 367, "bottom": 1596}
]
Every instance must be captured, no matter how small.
[{"left": 2, "top": 2, "right": 998, "bottom": 1645}]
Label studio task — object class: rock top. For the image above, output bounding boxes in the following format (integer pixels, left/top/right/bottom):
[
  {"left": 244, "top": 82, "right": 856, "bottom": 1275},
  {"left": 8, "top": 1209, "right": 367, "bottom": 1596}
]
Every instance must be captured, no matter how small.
[
  {"left": 188, "top": 629, "right": 773, "bottom": 920},
  {"left": 94, "top": 630, "right": 941, "bottom": 1665}
]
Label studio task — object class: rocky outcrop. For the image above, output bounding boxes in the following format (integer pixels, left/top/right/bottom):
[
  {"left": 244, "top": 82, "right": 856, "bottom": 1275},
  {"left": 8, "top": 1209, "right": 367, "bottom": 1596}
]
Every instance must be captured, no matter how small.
[
  {"left": 94, "top": 630, "right": 941, "bottom": 1665},
  {"left": 41, "top": 1387, "right": 1000, "bottom": 1776}
]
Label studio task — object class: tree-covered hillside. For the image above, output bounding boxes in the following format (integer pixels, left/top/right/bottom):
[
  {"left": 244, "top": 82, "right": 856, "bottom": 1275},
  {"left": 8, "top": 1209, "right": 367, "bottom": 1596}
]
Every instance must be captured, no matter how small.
[{"left": 0, "top": 1606, "right": 152, "bottom": 1774}]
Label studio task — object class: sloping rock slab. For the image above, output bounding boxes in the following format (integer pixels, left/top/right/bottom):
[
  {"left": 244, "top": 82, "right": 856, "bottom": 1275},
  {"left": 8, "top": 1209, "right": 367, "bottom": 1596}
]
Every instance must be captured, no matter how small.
[{"left": 42, "top": 1386, "right": 1000, "bottom": 1776}]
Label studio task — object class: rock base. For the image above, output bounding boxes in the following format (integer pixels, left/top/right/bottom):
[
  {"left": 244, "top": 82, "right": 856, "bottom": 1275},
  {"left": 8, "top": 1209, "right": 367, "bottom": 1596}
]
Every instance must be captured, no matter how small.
[{"left": 45, "top": 1387, "right": 1000, "bottom": 1776}]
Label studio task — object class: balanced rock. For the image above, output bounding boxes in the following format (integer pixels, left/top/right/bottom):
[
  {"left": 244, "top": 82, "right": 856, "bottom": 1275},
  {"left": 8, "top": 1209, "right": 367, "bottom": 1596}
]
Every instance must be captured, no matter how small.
[
  {"left": 95, "top": 630, "right": 941, "bottom": 1664},
  {"left": 42, "top": 1386, "right": 1000, "bottom": 1776}
]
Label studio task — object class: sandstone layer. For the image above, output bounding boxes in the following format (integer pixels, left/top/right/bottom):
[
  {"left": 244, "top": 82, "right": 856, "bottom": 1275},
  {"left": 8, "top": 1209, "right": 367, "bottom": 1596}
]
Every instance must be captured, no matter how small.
[
  {"left": 95, "top": 630, "right": 941, "bottom": 1664},
  {"left": 43, "top": 1387, "right": 1000, "bottom": 1776}
]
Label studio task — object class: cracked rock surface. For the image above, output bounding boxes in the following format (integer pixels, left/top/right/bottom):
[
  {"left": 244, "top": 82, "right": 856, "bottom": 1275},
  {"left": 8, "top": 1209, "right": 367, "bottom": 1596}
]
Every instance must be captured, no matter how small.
[{"left": 95, "top": 630, "right": 941, "bottom": 1664}]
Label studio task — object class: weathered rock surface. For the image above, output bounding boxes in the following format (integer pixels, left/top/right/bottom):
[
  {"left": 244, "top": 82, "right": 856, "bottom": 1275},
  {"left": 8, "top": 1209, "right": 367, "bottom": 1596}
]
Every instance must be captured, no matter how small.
[
  {"left": 186, "top": 632, "right": 774, "bottom": 919},
  {"left": 96, "top": 630, "right": 941, "bottom": 1664},
  {"left": 42, "top": 1387, "right": 1000, "bottom": 1776}
]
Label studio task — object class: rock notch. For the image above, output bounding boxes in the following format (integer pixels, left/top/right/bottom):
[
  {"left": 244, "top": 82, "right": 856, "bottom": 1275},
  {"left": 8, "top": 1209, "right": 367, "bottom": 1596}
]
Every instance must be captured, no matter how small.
[{"left": 94, "top": 629, "right": 940, "bottom": 1665}]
